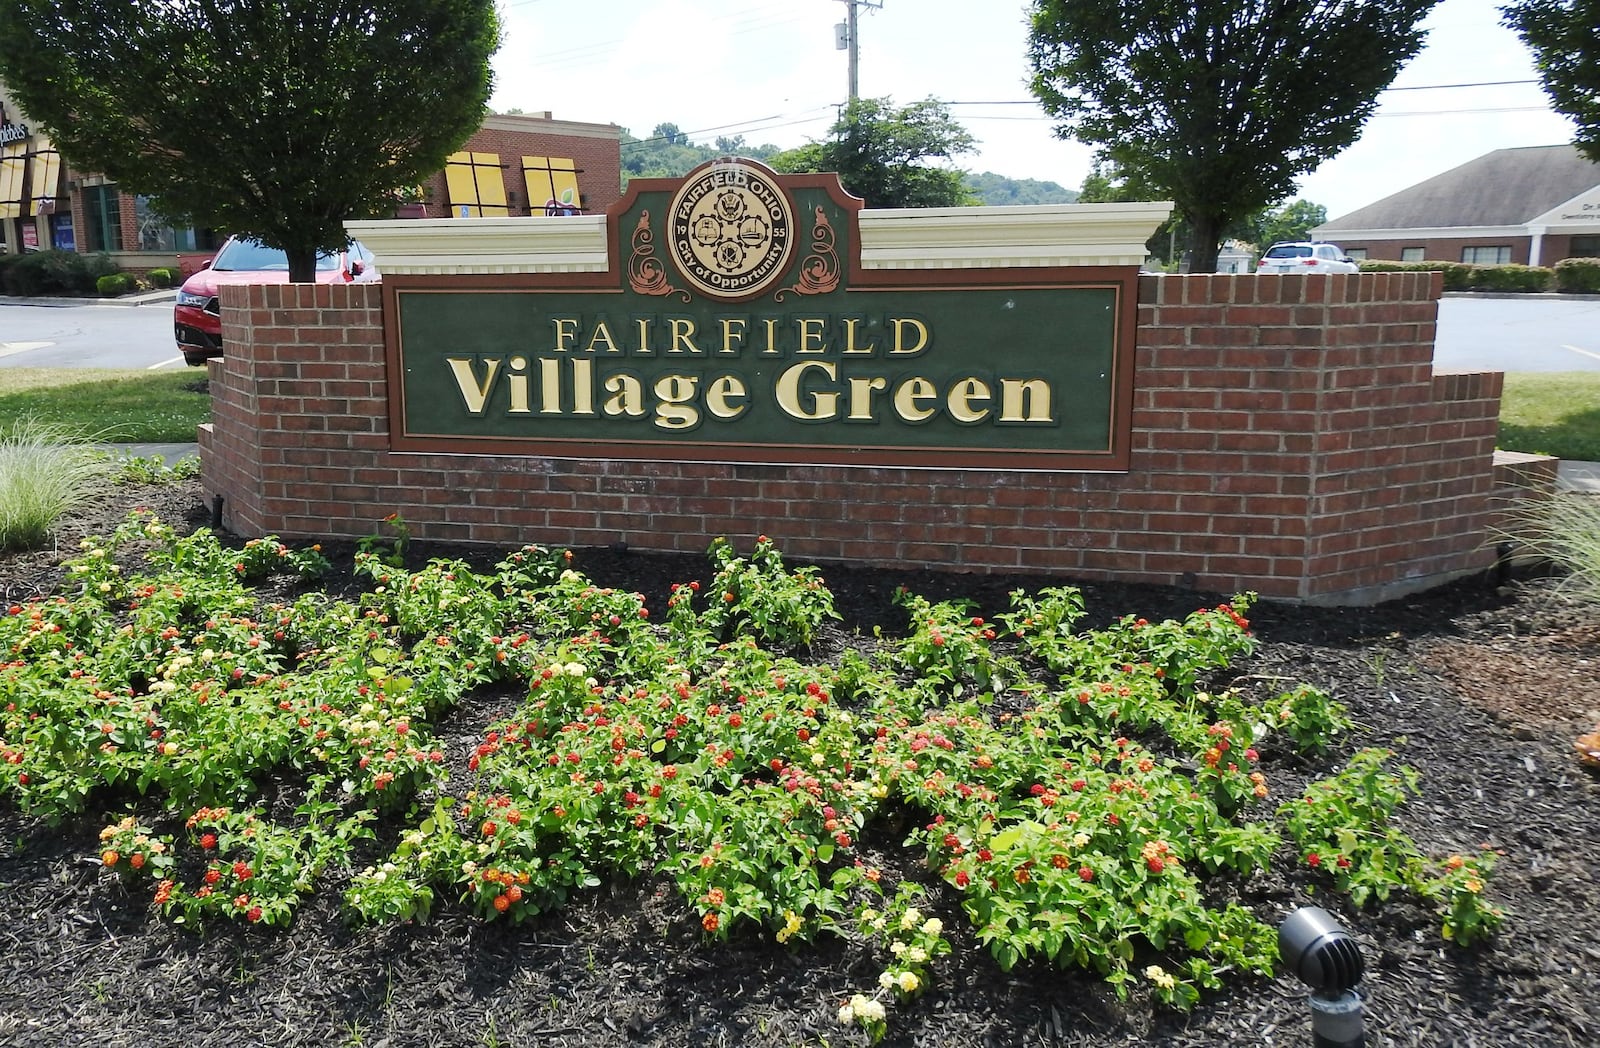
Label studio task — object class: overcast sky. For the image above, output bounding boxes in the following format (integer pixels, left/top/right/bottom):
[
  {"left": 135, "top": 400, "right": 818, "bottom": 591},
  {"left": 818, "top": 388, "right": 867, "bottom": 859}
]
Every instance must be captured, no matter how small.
[{"left": 488, "top": 0, "right": 1578, "bottom": 220}]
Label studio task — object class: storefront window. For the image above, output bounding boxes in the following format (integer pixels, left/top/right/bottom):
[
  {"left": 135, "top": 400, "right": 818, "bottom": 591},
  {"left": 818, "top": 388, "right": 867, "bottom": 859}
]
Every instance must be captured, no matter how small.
[
  {"left": 83, "top": 184, "right": 122, "bottom": 251},
  {"left": 1571, "top": 236, "right": 1600, "bottom": 258},
  {"left": 51, "top": 213, "right": 74, "bottom": 251},
  {"left": 445, "top": 151, "right": 510, "bottom": 217},
  {"left": 132, "top": 195, "right": 204, "bottom": 251}
]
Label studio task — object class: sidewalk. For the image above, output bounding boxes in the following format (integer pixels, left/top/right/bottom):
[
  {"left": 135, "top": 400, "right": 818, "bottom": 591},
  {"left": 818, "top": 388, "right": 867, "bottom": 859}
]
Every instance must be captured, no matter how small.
[
  {"left": 99, "top": 444, "right": 1600, "bottom": 493},
  {"left": 0, "top": 288, "right": 176, "bottom": 308}
]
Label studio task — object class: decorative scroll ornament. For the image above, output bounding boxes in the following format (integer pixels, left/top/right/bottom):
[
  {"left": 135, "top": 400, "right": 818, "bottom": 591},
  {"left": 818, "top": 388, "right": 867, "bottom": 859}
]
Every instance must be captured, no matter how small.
[
  {"left": 627, "top": 211, "right": 687, "bottom": 300},
  {"left": 775, "top": 205, "right": 841, "bottom": 301}
]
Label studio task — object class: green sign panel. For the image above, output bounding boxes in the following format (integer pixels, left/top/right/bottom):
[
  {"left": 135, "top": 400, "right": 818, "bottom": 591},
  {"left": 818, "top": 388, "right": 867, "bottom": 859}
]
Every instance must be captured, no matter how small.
[{"left": 386, "top": 160, "right": 1136, "bottom": 471}]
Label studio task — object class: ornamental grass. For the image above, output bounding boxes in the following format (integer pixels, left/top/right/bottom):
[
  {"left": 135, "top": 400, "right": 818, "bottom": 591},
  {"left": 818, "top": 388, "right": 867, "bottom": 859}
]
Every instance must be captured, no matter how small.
[
  {"left": 0, "top": 418, "right": 115, "bottom": 552},
  {"left": 1510, "top": 490, "right": 1600, "bottom": 605}
]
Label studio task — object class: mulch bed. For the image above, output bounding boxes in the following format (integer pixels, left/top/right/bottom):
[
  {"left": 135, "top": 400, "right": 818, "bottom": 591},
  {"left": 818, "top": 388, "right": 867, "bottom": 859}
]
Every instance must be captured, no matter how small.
[{"left": 1, "top": 478, "right": 1597, "bottom": 1047}]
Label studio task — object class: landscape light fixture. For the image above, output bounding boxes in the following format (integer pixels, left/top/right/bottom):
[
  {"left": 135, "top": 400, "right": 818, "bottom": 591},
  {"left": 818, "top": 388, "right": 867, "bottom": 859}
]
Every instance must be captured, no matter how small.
[{"left": 1278, "top": 906, "right": 1366, "bottom": 1048}]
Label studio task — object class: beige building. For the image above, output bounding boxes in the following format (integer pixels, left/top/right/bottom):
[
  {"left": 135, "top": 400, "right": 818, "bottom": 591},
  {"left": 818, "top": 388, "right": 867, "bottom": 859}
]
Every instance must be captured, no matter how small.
[
  {"left": 0, "top": 82, "right": 65, "bottom": 256},
  {"left": 1313, "top": 144, "right": 1600, "bottom": 266},
  {"left": 1, "top": 81, "right": 622, "bottom": 272}
]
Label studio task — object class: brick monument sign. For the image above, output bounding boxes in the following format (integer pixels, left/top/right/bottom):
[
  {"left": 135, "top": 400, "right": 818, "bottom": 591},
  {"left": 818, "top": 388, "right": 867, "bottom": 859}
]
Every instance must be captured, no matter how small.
[{"left": 198, "top": 158, "right": 1526, "bottom": 605}]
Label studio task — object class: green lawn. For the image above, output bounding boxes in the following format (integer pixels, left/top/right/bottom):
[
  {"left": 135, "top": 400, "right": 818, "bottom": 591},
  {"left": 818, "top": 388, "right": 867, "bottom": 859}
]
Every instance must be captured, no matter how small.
[
  {"left": 0, "top": 368, "right": 210, "bottom": 443},
  {"left": 1498, "top": 372, "right": 1600, "bottom": 462}
]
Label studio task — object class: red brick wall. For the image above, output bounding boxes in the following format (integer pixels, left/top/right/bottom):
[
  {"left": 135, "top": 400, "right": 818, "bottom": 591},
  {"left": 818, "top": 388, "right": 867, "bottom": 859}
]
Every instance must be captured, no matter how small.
[
  {"left": 415, "top": 124, "right": 622, "bottom": 219},
  {"left": 198, "top": 271, "right": 1507, "bottom": 604}
]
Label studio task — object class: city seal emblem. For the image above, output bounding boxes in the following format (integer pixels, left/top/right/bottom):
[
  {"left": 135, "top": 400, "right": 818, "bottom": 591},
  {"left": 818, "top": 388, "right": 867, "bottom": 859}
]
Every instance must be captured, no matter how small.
[{"left": 667, "top": 159, "right": 794, "bottom": 300}]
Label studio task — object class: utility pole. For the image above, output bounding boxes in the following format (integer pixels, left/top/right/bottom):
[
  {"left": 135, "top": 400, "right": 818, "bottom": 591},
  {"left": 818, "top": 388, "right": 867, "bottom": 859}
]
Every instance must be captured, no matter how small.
[{"left": 834, "top": 0, "right": 881, "bottom": 102}]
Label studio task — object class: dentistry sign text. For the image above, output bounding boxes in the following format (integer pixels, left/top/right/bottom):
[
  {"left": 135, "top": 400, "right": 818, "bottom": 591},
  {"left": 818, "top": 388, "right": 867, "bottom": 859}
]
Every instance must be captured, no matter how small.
[{"left": 385, "top": 159, "right": 1138, "bottom": 470}]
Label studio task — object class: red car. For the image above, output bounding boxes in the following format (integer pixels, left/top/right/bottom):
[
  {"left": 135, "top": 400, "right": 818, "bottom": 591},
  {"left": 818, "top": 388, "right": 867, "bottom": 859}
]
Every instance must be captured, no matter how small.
[{"left": 174, "top": 236, "right": 379, "bottom": 366}]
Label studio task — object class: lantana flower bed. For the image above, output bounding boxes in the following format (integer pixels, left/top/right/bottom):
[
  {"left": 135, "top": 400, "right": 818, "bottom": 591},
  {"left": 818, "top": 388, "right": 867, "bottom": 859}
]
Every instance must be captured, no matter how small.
[{"left": 0, "top": 514, "right": 1502, "bottom": 1039}]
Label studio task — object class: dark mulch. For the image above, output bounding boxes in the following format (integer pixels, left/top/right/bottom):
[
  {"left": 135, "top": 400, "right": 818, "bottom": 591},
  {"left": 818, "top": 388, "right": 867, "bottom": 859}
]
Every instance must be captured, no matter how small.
[{"left": 2, "top": 478, "right": 1597, "bottom": 1048}]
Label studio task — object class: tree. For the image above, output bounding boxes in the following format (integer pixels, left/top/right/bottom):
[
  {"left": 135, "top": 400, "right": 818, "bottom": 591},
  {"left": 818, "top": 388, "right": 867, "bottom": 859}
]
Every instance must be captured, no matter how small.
[
  {"left": 619, "top": 129, "right": 781, "bottom": 183},
  {"left": 0, "top": 0, "right": 498, "bottom": 281},
  {"left": 1247, "top": 199, "right": 1329, "bottom": 248},
  {"left": 770, "top": 97, "right": 977, "bottom": 209},
  {"left": 1028, "top": 0, "right": 1438, "bottom": 271},
  {"left": 1502, "top": 0, "right": 1600, "bottom": 161},
  {"left": 966, "top": 171, "right": 1079, "bottom": 205}
]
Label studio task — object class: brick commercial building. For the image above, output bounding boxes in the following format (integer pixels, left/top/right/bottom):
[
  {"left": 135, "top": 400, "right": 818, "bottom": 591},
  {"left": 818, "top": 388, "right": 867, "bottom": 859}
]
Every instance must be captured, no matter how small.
[
  {"left": 0, "top": 83, "right": 620, "bottom": 271},
  {"left": 1313, "top": 144, "right": 1600, "bottom": 267}
]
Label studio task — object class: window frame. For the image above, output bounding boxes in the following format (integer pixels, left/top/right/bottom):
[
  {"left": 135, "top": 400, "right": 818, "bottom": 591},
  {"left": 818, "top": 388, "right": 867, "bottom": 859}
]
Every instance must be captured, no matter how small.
[{"left": 1461, "top": 245, "right": 1512, "bottom": 265}]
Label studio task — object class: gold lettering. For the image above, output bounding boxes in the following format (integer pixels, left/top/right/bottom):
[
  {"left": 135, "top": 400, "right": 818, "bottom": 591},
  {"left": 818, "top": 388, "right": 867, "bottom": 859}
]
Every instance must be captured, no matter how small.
[
  {"left": 846, "top": 376, "right": 887, "bottom": 420},
  {"left": 539, "top": 357, "right": 562, "bottom": 415},
  {"left": 507, "top": 356, "right": 531, "bottom": 414},
  {"left": 653, "top": 374, "right": 700, "bottom": 429},
  {"left": 446, "top": 357, "right": 501, "bottom": 415},
  {"left": 893, "top": 376, "right": 938, "bottom": 422},
  {"left": 603, "top": 373, "right": 646, "bottom": 416},
  {"left": 587, "top": 321, "right": 619, "bottom": 354},
  {"left": 571, "top": 358, "right": 595, "bottom": 415},
  {"left": 634, "top": 318, "right": 654, "bottom": 355},
  {"left": 668, "top": 318, "right": 701, "bottom": 355},
  {"left": 705, "top": 375, "right": 749, "bottom": 419},
  {"left": 719, "top": 318, "right": 747, "bottom": 355},
  {"left": 796, "top": 317, "right": 827, "bottom": 354},
  {"left": 774, "top": 361, "right": 840, "bottom": 421},
  {"left": 999, "top": 378, "right": 1054, "bottom": 423},
  {"left": 947, "top": 377, "right": 991, "bottom": 424},
  {"left": 553, "top": 318, "right": 578, "bottom": 352},
  {"left": 761, "top": 318, "right": 780, "bottom": 355},
  {"left": 890, "top": 317, "right": 930, "bottom": 355},
  {"left": 843, "top": 318, "right": 877, "bottom": 355}
]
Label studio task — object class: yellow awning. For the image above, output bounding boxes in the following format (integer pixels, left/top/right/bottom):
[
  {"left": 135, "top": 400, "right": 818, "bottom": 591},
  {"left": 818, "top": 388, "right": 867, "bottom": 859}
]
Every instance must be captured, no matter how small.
[
  {"left": 29, "top": 140, "right": 60, "bottom": 213},
  {"left": 444, "top": 151, "right": 510, "bottom": 218},
  {"left": 523, "top": 156, "right": 581, "bottom": 212},
  {"left": 0, "top": 141, "right": 25, "bottom": 220}
]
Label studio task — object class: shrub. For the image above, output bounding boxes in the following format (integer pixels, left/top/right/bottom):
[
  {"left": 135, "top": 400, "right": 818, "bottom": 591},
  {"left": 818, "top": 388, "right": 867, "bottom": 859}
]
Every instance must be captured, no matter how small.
[
  {"left": 1464, "top": 263, "right": 1551, "bottom": 293},
  {"left": 84, "top": 252, "right": 120, "bottom": 283},
  {"left": 146, "top": 267, "right": 177, "bottom": 288},
  {"left": 1554, "top": 257, "right": 1600, "bottom": 294},
  {"left": 0, "top": 250, "right": 128, "bottom": 296},
  {"left": 96, "top": 273, "right": 134, "bottom": 297},
  {"left": 1358, "top": 259, "right": 1553, "bottom": 292},
  {"left": 1356, "top": 259, "right": 1473, "bottom": 289},
  {"left": 0, "top": 419, "right": 116, "bottom": 551}
]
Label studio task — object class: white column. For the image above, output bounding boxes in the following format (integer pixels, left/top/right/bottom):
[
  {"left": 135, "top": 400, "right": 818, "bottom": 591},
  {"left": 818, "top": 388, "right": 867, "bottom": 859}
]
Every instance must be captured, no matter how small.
[{"left": 1528, "top": 225, "right": 1546, "bottom": 266}]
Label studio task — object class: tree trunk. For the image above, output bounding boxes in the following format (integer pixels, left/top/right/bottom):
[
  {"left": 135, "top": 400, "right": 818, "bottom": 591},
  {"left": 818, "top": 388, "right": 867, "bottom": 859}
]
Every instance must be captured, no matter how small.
[
  {"left": 1187, "top": 214, "right": 1225, "bottom": 274},
  {"left": 286, "top": 246, "right": 318, "bottom": 284}
]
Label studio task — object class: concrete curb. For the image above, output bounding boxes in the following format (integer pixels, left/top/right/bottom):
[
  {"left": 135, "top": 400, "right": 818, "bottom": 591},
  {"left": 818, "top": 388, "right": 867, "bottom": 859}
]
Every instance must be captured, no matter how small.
[{"left": 0, "top": 289, "right": 176, "bottom": 308}]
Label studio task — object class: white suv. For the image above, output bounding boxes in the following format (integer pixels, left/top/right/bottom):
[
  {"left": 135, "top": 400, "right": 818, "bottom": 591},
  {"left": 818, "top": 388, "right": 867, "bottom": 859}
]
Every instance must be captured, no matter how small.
[{"left": 1256, "top": 242, "right": 1360, "bottom": 274}]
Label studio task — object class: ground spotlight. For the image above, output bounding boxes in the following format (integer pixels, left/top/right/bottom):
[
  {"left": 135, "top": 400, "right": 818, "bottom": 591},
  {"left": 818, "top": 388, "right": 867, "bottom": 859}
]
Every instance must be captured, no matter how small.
[{"left": 1279, "top": 906, "right": 1366, "bottom": 1048}]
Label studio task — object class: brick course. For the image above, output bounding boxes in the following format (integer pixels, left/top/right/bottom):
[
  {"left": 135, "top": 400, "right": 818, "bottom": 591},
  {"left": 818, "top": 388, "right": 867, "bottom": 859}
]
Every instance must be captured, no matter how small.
[{"left": 200, "top": 271, "right": 1514, "bottom": 604}]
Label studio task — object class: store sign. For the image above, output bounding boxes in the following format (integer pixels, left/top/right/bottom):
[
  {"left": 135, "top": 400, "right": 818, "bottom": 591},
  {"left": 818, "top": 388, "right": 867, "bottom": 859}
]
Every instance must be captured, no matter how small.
[
  {"left": 0, "top": 121, "right": 27, "bottom": 144},
  {"left": 385, "top": 158, "right": 1138, "bottom": 471}
]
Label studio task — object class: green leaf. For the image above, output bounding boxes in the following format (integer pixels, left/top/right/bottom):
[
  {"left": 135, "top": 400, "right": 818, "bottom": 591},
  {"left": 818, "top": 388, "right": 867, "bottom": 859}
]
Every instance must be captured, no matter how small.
[{"left": 990, "top": 827, "right": 1023, "bottom": 852}]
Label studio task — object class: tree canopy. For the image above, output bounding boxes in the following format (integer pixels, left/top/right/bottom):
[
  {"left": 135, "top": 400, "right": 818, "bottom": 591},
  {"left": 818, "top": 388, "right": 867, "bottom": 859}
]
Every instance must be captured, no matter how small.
[
  {"left": 0, "top": 0, "right": 498, "bottom": 281},
  {"left": 620, "top": 128, "right": 783, "bottom": 183},
  {"left": 1080, "top": 161, "right": 1327, "bottom": 266},
  {"left": 965, "top": 171, "right": 1078, "bottom": 206},
  {"left": 1502, "top": 0, "right": 1600, "bottom": 161},
  {"left": 770, "top": 97, "right": 977, "bottom": 209},
  {"left": 1027, "top": 0, "right": 1438, "bottom": 270}
]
